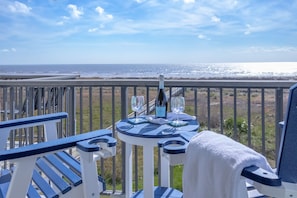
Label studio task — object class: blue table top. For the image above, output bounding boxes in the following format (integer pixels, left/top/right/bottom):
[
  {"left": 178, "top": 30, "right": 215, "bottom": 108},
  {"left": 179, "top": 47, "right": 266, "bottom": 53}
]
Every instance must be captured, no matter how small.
[{"left": 116, "top": 113, "right": 199, "bottom": 138}]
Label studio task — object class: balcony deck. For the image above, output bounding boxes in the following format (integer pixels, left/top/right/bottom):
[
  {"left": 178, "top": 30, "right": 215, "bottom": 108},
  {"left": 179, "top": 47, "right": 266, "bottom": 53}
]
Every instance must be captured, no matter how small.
[{"left": 0, "top": 74, "right": 295, "bottom": 196}]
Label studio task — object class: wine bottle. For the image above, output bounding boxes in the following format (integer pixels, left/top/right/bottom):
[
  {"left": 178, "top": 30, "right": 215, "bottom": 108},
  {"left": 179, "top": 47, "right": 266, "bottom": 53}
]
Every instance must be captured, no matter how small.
[{"left": 155, "top": 74, "right": 168, "bottom": 118}]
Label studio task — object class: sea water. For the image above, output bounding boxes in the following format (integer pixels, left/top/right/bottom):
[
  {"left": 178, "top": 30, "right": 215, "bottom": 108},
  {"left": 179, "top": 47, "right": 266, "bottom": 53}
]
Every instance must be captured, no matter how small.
[{"left": 0, "top": 62, "right": 297, "bottom": 79}]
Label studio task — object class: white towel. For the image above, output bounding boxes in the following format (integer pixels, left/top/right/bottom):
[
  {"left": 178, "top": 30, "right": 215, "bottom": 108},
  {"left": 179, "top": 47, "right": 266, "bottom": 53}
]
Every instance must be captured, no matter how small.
[{"left": 182, "top": 130, "right": 273, "bottom": 198}]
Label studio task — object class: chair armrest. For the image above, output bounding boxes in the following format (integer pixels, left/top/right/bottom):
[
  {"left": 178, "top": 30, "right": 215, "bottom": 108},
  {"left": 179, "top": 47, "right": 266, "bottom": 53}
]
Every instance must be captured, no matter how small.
[
  {"left": 0, "top": 129, "right": 112, "bottom": 161},
  {"left": 158, "top": 139, "right": 187, "bottom": 154},
  {"left": 77, "top": 135, "right": 117, "bottom": 159},
  {"left": 158, "top": 132, "right": 197, "bottom": 155},
  {"left": 0, "top": 112, "right": 68, "bottom": 129},
  {"left": 241, "top": 165, "right": 281, "bottom": 186},
  {"left": 76, "top": 135, "right": 117, "bottom": 152},
  {"left": 0, "top": 112, "right": 69, "bottom": 148}
]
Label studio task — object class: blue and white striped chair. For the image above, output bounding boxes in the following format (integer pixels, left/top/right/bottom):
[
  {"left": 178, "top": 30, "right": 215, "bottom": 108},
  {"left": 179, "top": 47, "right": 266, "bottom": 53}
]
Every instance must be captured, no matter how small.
[{"left": 0, "top": 112, "right": 116, "bottom": 198}]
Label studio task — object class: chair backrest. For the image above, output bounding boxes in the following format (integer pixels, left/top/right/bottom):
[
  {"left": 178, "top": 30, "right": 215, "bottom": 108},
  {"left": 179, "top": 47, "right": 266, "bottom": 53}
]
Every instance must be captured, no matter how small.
[
  {"left": 44, "top": 87, "right": 66, "bottom": 111},
  {"left": 21, "top": 87, "right": 66, "bottom": 114},
  {"left": 277, "top": 83, "right": 297, "bottom": 183},
  {"left": 20, "top": 87, "right": 44, "bottom": 114}
]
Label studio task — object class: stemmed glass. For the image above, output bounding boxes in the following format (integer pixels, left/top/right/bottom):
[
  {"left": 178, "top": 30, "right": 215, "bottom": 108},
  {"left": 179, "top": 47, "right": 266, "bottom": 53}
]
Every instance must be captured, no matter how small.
[
  {"left": 131, "top": 95, "right": 145, "bottom": 123},
  {"left": 171, "top": 96, "right": 186, "bottom": 126}
]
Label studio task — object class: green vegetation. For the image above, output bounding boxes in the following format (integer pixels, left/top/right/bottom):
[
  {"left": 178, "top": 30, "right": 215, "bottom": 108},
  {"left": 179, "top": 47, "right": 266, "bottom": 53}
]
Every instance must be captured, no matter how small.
[{"left": 224, "top": 117, "right": 248, "bottom": 136}]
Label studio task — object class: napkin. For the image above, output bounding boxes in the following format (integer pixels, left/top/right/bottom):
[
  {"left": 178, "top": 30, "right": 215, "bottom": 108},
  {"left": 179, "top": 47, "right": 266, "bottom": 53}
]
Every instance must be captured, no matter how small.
[
  {"left": 146, "top": 116, "right": 169, "bottom": 125},
  {"left": 167, "top": 112, "right": 195, "bottom": 121},
  {"left": 128, "top": 117, "right": 148, "bottom": 124},
  {"left": 146, "top": 113, "right": 195, "bottom": 125}
]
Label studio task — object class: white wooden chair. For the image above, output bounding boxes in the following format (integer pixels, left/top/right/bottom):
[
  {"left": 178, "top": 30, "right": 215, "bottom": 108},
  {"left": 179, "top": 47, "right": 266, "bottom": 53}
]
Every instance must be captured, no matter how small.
[{"left": 0, "top": 112, "right": 116, "bottom": 198}]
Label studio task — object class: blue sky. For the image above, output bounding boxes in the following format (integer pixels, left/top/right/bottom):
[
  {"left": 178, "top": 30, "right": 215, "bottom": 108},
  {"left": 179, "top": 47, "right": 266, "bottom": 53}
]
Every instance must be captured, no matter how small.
[{"left": 1, "top": 0, "right": 297, "bottom": 64}]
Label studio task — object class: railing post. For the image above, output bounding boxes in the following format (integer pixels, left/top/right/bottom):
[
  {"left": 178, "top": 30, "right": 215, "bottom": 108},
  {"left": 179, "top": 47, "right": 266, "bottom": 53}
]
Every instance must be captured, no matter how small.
[
  {"left": 121, "top": 86, "right": 129, "bottom": 195},
  {"left": 2, "top": 87, "right": 8, "bottom": 121},
  {"left": 9, "top": 87, "right": 15, "bottom": 120},
  {"left": 220, "top": 88, "right": 223, "bottom": 133},
  {"left": 233, "top": 88, "right": 238, "bottom": 140},
  {"left": 207, "top": 88, "right": 211, "bottom": 130},
  {"left": 9, "top": 87, "right": 15, "bottom": 148},
  {"left": 27, "top": 87, "right": 35, "bottom": 144},
  {"left": 275, "top": 87, "right": 283, "bottom": 165},
  {"left": 68, "top": 87, "right": 76, "bottom": 136}
]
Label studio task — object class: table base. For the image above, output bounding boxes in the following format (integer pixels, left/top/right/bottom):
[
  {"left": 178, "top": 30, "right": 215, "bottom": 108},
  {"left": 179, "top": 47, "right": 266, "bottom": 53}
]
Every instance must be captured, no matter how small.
[{"left": 131, "top": 186, "right": 183, "bottom": 198}]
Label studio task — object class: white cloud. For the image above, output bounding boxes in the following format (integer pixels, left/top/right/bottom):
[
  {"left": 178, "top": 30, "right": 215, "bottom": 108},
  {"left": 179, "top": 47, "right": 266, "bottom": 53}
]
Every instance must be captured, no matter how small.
[
  {"left": 67, "top": 4, "right": 83, "bottom": 19},
  {"left": 244, "top": 24, "right": 269, "bottom": 35},
  {"left": 106, "top": 14, "right": 113, "bottom": 20},
  {"left": 56, "top": 21, "right": 64, "bottom": 26},
  {"left": 198, "top": 34, "right": 205, "bottom": 39},
  {"left": 198, "top": 34, "right": 211, "bottom": 40},
  {"left": 208, "top": 0, "right": 238, "bottom": 10},
  {"left": 88, "top": 28, "right": 98, "bottom": 32},
  {"left": 135, "top": 0, "right": 146, "bottom": 3},
  {"left": 244, "top": 24, "right": 251, "bottom": 35},
  {"left": 95, "top": 6, "right": 113, "bottom": 20},
  {"left": 211, "top": 16, "right": 221, "bottom": 23},
  {"left": 96, "top": 6, "right": 104, "bottom": 15},
  {"left": 8, "top": 1, "right": 31, "bottom": 14},
  {"left": 248, "top": 46, "right": 297, "bottom": 53},
  {"left": 184, "top": 0, "right": 195, "bottom": 3},
  {"left": 56, "top": 16, "right": 70, "bottom": 26},
  {"left": 1, "top": 48, "right": 16, "bottom": 53}
]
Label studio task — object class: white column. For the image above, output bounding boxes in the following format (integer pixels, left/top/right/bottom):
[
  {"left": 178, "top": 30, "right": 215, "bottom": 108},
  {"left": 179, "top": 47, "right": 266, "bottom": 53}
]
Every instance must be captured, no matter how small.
[
  {"left": 125, "top": 143, "right": 133, "bottom": 198},
  {"left": 143, "top": 145, "right": 154, "bottom": 198},
  {"left": 160, "top": 148, "right": 170, "bottom": 187}
]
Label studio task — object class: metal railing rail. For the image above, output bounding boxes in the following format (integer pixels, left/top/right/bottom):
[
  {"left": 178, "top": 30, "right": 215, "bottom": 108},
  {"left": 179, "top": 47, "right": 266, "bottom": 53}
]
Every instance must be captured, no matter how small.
[{"left": 0, "top": 77, "right": 296, "bottom": 195}]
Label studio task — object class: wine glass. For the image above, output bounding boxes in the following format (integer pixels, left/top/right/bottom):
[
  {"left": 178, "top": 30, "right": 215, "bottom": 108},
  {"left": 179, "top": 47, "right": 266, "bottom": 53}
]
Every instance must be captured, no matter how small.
[
  {"left": 131, "top": 95, "right": 144, "bottom": 123},
  {"left": 170, "top": 96, "right": 186, "bottom": 126}
]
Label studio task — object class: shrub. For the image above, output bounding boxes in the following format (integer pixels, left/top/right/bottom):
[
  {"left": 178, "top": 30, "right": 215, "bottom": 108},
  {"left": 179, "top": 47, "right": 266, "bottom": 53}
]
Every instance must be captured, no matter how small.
[{"left": 224, "top": 117, "right": 248, "bottom": 134}]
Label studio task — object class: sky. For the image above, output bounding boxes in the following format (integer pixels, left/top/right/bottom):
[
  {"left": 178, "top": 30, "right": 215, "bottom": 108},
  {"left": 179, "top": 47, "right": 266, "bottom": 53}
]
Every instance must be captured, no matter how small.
[{"left": 1, "top": 0, "right": 297, "bottom": 64}]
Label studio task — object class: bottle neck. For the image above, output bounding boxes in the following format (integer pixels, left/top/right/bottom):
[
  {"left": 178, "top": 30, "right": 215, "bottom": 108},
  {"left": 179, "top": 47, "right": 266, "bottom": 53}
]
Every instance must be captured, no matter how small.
[
  {"left": 159, "top": 75, "right": 164, "bottom": 89},
  {"left": 159, "top": 80, "right": 164, "bottom": 89}
]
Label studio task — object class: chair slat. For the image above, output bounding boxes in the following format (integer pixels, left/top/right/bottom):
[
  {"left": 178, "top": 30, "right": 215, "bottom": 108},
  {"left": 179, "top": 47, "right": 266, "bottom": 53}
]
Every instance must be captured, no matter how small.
[
  {"left": 56, "top": 151, "right": 107, "bottom": 191},
  {"left": 36, "top": 158, "right": 71, "bottom": 194},
  {"left": 27, "top": 184, "right": 41, "bottom": 198},
  {"left": 32, "top": 170, "right": 59, "bottom": 198},
  {"left": 55, "top": 151, "right": 81, "bottom": 175},
  {"left": 45, "top": 153, "right": 82, "bottom": 186}
]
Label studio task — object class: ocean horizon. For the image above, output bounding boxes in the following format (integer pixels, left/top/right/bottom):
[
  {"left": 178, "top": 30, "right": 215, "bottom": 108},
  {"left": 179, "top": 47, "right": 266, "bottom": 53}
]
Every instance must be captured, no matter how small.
[{"left": 1, "top": 62, "right": 297, "bottom": 79}]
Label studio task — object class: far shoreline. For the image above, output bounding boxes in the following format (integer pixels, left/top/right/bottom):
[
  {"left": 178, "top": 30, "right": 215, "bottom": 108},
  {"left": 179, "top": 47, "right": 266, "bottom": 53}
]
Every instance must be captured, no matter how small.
[
  {"left": 79, "top": 75, "right": 297, "bottom": 81},
  {"left": 0, "top": 73, "right": 297, "bottom": 81}
]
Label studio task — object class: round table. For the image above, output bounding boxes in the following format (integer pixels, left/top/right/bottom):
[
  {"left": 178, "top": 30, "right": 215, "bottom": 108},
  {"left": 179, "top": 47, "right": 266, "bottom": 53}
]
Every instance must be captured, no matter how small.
[{"left": 116, "top": 113, "right": 199, "bottom": 198}]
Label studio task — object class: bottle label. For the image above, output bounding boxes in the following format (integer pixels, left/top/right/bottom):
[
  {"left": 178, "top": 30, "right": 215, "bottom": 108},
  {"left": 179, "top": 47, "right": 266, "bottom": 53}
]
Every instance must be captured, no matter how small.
[{"left": 156, "top": 106, "right": 166, "bottom": 118}]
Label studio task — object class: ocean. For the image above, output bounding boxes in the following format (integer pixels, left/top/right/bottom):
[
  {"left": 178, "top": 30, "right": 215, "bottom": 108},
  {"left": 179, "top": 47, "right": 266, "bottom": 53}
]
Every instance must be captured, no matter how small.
[{"left": 1, "top": 62, "right": 297, "bottom": 79}]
